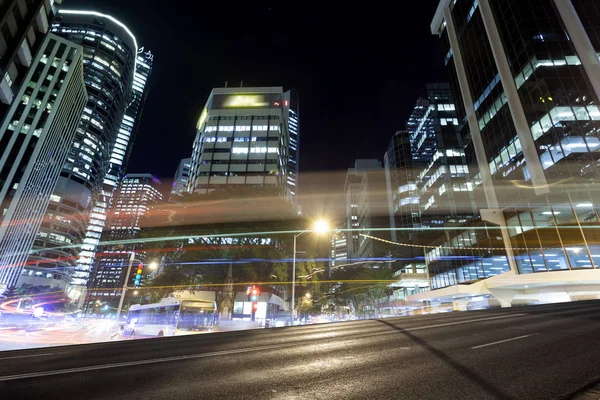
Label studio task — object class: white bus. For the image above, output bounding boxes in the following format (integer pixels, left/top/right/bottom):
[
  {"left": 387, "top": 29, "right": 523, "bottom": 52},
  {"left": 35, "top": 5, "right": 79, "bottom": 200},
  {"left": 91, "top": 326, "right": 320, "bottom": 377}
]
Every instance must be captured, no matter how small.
[{"left": 123, "top": 297, "right": 218, "bottom": 338}]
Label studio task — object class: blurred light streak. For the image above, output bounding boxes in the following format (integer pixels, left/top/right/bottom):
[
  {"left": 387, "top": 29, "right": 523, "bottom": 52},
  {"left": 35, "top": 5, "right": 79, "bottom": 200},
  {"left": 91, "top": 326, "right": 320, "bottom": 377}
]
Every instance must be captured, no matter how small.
[
  {"left": 20, "top": 225, "right": 600, "bottom": 257},
  {"left": 360, "top": 233, "right": 593, "bottom": 251}
]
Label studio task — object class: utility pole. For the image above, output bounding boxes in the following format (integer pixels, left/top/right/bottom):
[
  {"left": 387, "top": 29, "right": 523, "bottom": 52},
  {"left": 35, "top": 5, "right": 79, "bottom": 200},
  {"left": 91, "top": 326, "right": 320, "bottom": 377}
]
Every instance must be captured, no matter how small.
[{"left": 115, "top": 252, "right": 136, "bottom": 324}]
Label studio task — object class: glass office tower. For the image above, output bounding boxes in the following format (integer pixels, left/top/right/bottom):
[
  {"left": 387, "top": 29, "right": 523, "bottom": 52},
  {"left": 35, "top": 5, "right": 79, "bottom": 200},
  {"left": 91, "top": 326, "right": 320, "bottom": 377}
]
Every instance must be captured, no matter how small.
[
  {"left": 345, "top": 160, "right": 389, "bottom": 261},
  {"left": 88, "top": 173, "right": 162, "bottom": 309},
  {"left": 0, "top": 0, "right": 62, "bottom": 117},
  {"left": 284, "top": 89, "right": 300, "bottom": 205},
  {"left": 0, "top": 34, "right": 87, "bottom": 291},
  {"left": 188, "top": 87, "right": 297, "bottom": 204},
  {"left": 169, "top": 157, "right": 191, "bottom": 201},
  {"left": 28, "top": 10, "right": 138, "bottom": 299},
  {"left": 428, "top": 0, "right": 600, "bottom": 291}
]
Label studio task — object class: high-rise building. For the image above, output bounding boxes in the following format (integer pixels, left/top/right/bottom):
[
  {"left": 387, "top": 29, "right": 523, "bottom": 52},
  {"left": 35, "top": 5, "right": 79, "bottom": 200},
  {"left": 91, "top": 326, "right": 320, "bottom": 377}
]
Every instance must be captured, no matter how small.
[
  {"left": 284, "top": 89, "right": 300, "bottom": 204},
  {"left": 188, "top": 87, "right": 297, "bottom": 203},
  {"left": 387, "top": 84, "right": 477, "bottom": 251},
  {"left": 345, "top": 160, "right": 389, "bottom": 261},
  {"left": 88, "top": 173, "right": 162, "bottom": 307},
  {"left": 102, "top": 46, "right": 152, "bottom": 207},
  {"left": 408, "top": 84, "right": 475, "bottom": 227},
  {"left": 384, "top": 131, "right": 416, "bottom": 244},
  {"left": 385, "top": 84, "right": 473, "bottom": 305},
  {"left": 0, "top": 0, "right": 63, "bottom": 116},
  {"left": 0, "top": 34, "right": 87, "bottom": 291},
  {"left": 88, "top": 46, "right": 153, "bottom": 291},
  {"left": 27, "top": 10, "right": 139, "bottom": 298},
  {"left": 169, "top": 157, "right": 191, "bottom": 201},
  {"left": 411, "top": 0, "right": 600, "bottom": 306},
  {"left": 116, "top": 47, "right": 152, "bottom": 175},
  {"left": 329, "top": 229, "right": 348, "bottom": 275}
]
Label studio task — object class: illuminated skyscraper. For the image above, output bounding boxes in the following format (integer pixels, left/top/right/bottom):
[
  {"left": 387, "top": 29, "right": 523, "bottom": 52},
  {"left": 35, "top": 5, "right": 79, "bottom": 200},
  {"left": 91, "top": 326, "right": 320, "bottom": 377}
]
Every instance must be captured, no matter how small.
[
  {"left": 188, "top": 87, "right": 298, "bottom": 203},
  {"left": 26, "top": 10, "right": 138, "bottom": 299},
  {"left": 412, "top": 0, "right": 600, "bottom": 303},
  {"left": 385, "top": 84, "right": 476, "bottom": 249},
  {"left": 345, "top": 160, "right": 389, "bottom": 261},
  {"left": 0, "top": 0, "right": 63, "bottom": 117},
  {"left": 284, "top": 89, "right": 299, "bottom": 205},
  {"left": 0, "top": 34, "right": 87, "bottom": 291},
  {"left": 384, "top": 131, "right": 415, "bottom": 244},
  {"left": 169, "top": 157, "right": 191, "bottom": 201},
  {"left": 88, "top": 173, "right": 162, "bottom": 308},
  {"left": 105, "top": 47, "right": 153, "bottom": 190}
]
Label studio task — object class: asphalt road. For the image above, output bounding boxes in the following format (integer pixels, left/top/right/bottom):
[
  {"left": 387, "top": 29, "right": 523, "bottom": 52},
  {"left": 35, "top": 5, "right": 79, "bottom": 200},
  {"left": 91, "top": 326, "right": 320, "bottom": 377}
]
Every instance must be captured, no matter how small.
[{"left": 2, "top": 301, "right": 600, "bottom": 399}]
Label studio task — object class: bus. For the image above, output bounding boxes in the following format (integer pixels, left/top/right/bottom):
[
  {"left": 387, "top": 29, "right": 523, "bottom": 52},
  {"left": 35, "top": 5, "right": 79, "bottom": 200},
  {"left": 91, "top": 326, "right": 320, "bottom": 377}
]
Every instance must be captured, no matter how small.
[{"left": 122, "top": 297, "right": 218, "bottom": 338}]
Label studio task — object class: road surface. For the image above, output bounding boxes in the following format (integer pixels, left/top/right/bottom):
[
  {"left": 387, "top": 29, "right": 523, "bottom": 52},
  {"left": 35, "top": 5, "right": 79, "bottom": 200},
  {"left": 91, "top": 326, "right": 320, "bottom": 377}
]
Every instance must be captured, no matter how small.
[{"left": 2, "top": 301, "right": 600, "bottom": 399}]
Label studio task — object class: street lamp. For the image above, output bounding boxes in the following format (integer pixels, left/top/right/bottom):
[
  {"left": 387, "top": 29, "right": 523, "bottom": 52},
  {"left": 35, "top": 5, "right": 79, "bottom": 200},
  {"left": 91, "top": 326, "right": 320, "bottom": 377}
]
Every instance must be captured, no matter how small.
[
  {"left": 115, "top": 253, "right": 158, "bottom": 324},
  {"left": 291, "top": 219, "right": 329, "bottom": 326}
]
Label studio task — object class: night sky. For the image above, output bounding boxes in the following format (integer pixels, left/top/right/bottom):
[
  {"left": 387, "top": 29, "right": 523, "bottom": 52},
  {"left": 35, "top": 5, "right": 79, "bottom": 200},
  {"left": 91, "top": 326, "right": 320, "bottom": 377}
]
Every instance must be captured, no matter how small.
[{"left": 69, "top": 0, "right": 447, "bottom": 189}]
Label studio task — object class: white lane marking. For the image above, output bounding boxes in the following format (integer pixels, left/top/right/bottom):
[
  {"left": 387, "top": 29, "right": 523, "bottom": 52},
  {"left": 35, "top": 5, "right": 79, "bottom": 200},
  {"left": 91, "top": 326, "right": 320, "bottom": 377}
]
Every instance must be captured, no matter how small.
[
  {"left": 0, "top": 313, "right": 528, "bottom": 381},
  {"left": 0, "top": 344, "right": 289, "bottom": 382},
  {"left": 0, "top": 352, "right": 63, "bottom": 361},
  {"left": 471, "top": 333, "right": 538, "bottom": 349},
  {"left": 401, "top": 313, "right": 526, "bottom": 333}
]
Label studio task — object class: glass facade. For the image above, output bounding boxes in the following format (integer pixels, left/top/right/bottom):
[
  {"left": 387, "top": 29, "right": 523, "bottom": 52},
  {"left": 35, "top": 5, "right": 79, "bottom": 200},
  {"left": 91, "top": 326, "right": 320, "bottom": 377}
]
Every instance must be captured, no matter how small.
[
  {"left": 429, "top": 0, "right": 600, "bottom": 290},
  {"left": 384, "top": 131, "right": 416, "bottom": 246},
  {"left": 345, "top": 160, "right": 389, "bottom": 260},
  {"left": 189, "top": 87, "right": 296, "bottom": 202},
  {"left": 407, "top": 83, "right": 476, "bottom": 231},
  {"left": 0, "top": 34, "right": 87, "bottom": 290},
  {"left": 385, "top": 84, "right": 476, "bottom": 265},
  {"left": 0, "top": 0, "right": 60, "bottom": 116},
  {"left": 284, "top": 89, "right": 299, "bottom": 204},
  {"left": 87, "top": 173, "right": 163, "bottom": 308},
  {"left": 29, "top": 10, "right": 138, "bottom": 291},
  {"left": 169, "top": 157, "right": 192, "bottom": 201}
]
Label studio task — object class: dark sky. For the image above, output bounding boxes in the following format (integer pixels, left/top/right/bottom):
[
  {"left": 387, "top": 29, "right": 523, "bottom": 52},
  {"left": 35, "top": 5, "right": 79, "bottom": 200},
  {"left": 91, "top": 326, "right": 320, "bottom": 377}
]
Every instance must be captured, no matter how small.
[{"left": 69, "top": 0, "right": 447, "bottom": 186}]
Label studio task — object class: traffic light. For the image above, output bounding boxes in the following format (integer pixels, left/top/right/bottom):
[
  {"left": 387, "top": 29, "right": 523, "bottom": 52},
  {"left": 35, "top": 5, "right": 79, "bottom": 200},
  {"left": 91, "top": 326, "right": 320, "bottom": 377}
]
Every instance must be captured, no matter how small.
[
  {"left": 248, "top": 285, "right": 259, "bottom": 302},
  {"left": 134, "top": 263, "right": 143, "bottom": 287},
  {"left": 251, "top": 301, "right": 258, "bottom": 322}
]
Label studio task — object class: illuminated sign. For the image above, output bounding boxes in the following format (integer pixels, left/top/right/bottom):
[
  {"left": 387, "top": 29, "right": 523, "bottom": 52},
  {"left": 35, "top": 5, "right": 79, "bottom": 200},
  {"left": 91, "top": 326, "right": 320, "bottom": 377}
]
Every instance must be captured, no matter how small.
[
  {"left": 196, "top": 108, "right": 208, "bottom": 130},
  {"left": 223, "top": 95, "right": 269, "bottom": 108}
]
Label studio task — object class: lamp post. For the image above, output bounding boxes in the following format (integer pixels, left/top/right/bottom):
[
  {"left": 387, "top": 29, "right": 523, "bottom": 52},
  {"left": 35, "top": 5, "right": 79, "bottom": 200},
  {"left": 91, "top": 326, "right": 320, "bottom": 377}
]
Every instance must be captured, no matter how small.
[
  {"left": 115, "top": 253, "right": 157, "bottom": 324},
  {"left": 291, "top": 220, "right": 329, "bottom": 326}
]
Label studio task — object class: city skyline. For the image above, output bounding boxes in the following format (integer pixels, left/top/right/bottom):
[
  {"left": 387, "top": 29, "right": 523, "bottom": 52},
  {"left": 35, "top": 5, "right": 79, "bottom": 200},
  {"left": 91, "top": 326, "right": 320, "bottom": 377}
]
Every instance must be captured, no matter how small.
[
  {"left": 64, "top": 0, "right": 447, "bottom": 184},
  {"left": 4, "top": 4, "right": 600, "bottom": 398}
]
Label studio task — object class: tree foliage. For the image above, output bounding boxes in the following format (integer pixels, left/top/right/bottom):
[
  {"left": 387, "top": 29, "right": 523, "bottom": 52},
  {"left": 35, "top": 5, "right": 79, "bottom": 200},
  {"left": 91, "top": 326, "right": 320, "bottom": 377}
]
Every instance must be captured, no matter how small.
[
  {"left": 140, "top": 187, "right": 335, "bottom": 316},
  {"left": 331, "top": 265, "right": 395, "bottom": 317}
]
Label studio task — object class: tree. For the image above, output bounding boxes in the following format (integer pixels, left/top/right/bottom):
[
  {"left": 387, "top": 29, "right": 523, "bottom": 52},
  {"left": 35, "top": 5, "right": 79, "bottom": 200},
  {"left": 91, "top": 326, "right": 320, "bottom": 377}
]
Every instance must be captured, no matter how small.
[
  {"left": 143, "top": 265, "right": 202, "bottom": 303},
  {"left": 15, "top": 284, "right": 62, "bottom": 295},
  {"left": 331, "top": 265, "right": 395, "bottom": 318},
  {"left": 295, "top": 256, "right": 326, "bottom": 298},
  {"left": 140, "top": 189, "right": 337, "bottom": 319}
]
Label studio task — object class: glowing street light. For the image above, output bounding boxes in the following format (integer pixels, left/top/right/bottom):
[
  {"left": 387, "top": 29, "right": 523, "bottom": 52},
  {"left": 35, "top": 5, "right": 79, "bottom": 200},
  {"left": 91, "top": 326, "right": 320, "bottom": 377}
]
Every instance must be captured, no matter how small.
[
  {"left": 313, "top": 220, "right": 330, "bottom": 234},
  {"left": 148, "top": 261, "right": 158, "bottom": 270},
  {"left": 305, "top": 293, "right": 311, "bottom": 299},
  {"left": 291, "top": 219, "right": 330, "bottom": 325}
]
